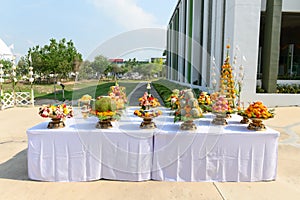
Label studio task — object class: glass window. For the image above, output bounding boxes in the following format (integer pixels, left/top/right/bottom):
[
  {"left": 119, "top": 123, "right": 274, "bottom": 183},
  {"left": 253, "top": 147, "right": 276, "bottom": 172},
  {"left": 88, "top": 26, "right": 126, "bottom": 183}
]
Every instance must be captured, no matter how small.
[
  {"left": 258, "top": 12, "right": 300, "bottom": 80},
  {"left": 279, "top": 13, "right": 300, "bottom": 79}
]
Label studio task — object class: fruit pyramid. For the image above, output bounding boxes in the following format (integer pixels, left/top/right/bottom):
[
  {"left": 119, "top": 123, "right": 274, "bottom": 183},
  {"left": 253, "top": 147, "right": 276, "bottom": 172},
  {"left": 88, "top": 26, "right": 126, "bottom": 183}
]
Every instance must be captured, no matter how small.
[
  {"left": 219, "top": 45, "right": 236, "bottom": 110},
  {"left": 176, "top": 89, "right": 203, "bottom": 121},
  {"left": 243, "top": 101, "right": 273, "bottom": 119}
]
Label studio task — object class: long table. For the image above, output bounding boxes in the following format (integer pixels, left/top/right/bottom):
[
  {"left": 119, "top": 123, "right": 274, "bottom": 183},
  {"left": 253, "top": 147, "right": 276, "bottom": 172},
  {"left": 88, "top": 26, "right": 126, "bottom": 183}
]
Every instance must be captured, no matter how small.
[
  {"left": 27, "top": 109, "right": 155, "bottom": 182},
  {"left": 152, "top": 114, "right": 279, "bottom": 182},
  {"left": 27, "top": 107, "right": 279, "bottom": 182}
]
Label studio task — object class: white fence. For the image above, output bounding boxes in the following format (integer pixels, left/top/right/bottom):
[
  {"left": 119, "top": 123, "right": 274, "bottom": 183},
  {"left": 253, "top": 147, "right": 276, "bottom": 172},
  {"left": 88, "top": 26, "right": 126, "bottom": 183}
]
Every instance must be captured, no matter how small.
[{"left": 0, "top": 92, "right": 34, "bottom": 110}]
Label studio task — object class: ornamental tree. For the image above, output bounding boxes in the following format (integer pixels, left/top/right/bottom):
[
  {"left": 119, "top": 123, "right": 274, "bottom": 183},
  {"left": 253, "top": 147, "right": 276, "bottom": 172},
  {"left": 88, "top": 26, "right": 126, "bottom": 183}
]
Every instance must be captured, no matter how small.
[{"left": 27, "top": 38, "right": 82, "bottom": 80}]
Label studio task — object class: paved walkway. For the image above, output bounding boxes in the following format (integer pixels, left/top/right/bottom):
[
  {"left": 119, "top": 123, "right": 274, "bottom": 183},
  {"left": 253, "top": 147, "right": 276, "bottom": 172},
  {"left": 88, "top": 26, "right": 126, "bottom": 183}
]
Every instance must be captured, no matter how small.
[{"left": 128, "top": 82, "right": 164, "bottom": 106}]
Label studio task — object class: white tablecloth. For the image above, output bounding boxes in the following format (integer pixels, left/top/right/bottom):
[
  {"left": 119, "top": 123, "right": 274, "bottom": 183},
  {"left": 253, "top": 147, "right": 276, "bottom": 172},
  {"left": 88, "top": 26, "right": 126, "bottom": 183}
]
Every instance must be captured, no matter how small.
[
  {"left": 27, "top": 108, "right": 279, "bottom": 182},
  {"left": 152, "top": 114, "right": 280, "bottom": 182},
  {"left": 27, "top": 108, "right": 157, "bottom": 182}
]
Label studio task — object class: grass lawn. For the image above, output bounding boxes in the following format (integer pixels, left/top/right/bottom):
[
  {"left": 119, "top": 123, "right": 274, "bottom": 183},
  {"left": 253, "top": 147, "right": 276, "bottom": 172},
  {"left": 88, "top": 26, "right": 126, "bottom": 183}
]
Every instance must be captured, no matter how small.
[
  {"left": 1, "top": 80, "right": 139, "bottom": 101},
  {"left": 1, "top": 79, "right": 201, "bottom": 103}
]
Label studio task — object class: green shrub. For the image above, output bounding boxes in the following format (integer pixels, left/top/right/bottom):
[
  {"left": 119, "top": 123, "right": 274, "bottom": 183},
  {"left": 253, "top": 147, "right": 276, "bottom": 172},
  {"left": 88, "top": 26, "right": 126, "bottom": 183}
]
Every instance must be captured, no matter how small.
[{"left": 257, "top": 84, "right": 300, "bottom": 93}]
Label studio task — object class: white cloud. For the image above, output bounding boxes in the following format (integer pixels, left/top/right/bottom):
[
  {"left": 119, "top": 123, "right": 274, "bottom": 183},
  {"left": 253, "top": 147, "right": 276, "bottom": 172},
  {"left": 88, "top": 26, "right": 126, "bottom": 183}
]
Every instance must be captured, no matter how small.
[{"left": 88, "top": 0, "right": 158, "bottom": 29}]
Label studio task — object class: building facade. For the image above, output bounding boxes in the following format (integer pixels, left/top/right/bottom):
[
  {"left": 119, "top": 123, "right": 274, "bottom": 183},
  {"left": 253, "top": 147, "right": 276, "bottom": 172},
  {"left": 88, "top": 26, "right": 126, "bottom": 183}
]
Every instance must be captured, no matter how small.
[
  {"left": 0, "top": 38, "right": 14, "bottom": 61},
  {"left": 166, "top": 0, "right": 300, "bottom": 106}
]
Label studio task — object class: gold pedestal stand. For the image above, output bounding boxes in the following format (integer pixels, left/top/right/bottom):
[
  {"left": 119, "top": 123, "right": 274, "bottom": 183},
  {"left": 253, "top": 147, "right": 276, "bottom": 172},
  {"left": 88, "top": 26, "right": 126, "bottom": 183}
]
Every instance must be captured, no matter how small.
[
  {"left": 212, "top": 113, "right": 228, "bottom": 125},
  {"left": 96, "top": 119, "right": 113, "bottom": 129},
  {"left": 48, "top": 118, "right": 65, "bottom": 129},
  {"left": 81, "top": 111, "right": 89, "bottom": 119},
  {"left": 180, "top": 120, "right": 197, "bottom": 130},
  {"left": 247, "top": 118, "right": 266, "bottom": 131},
  {"left": 140, "top": 117, "right": 156, "bottom": 129},
  {"left": 240, "top": 116, "right": 249, "bottom": 124}
]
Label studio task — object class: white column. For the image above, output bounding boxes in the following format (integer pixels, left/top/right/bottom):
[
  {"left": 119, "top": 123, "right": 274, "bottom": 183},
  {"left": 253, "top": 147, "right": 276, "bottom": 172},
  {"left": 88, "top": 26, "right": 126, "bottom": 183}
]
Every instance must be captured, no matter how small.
[
  {"left": 191, "top": 0, "right": 201, "bottom": 85},
  {"left": 223, "top": 0, "right": 262, "bottom": 105},
  {"left": 178, "top": 1, "right": 185, "bottom": 82},
  {"left": 211, "top": 0, "right": 223, "bottom": 87},
  {"left": 167, "top": 26, "right": 172, "bottom": 80},
  {"left": 201, "top": 0, "right": 209, "bottom": 86},
  {"left": 184, "top": 0, "right": 190, "bottom": 83},
  {"left": 170, "top": 21, "right": 175, "bottom": 80}
]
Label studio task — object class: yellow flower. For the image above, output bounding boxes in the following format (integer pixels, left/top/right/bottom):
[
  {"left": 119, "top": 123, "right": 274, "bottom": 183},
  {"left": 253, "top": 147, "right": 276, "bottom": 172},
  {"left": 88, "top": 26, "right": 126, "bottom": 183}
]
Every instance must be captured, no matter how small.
[{"left": 63, "top": 108, "right": 69, "bottom": 114}]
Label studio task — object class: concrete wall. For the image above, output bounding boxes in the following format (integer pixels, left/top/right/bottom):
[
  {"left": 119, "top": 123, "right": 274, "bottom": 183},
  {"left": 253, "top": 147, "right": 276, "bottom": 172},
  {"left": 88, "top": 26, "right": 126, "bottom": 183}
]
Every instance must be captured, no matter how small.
[
  {"left": 224, "top": 0, "right": 262, "bottom": 105},
  {"left": 261, "top": 0, "right": 300, "bottom": 11},
  {"left": 255, "top": 93, "right": 300, "bottom": 107},
  {"left": 282, "top": 0, "right": 300, "bottom": 12}
]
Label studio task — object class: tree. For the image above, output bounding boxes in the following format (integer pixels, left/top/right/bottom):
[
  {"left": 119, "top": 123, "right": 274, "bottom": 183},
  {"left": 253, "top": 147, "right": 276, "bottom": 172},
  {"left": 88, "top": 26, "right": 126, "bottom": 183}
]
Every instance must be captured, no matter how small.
[
  {"left": 27, "top": 38, "right": 83, "bottom": 80},
  {"left": 90, "top": 55, "right": 111, "bottom": 76},
  {"left": 132, "top": 61, "right": 164, "bottom": 78},
  {"left": 124, "top": 58, "right": 139, "bottom": 72},
  {"left": 78, "top": 60, "right": 94, "bottom": 80},
  {"left": 0, "top": 59, "right": 13, "bottom": 75},
  {"left": 17, "top": 56, "right": 29, "bottom": 77},
  {"left": 105, "top": 63, "right": 123, "bottom": 80}
]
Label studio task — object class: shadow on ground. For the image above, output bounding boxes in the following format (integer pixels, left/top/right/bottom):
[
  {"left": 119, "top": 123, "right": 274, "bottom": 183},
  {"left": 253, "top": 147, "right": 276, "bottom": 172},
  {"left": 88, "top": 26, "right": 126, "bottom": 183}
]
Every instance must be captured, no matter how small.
[{"left": 0, "top": 149, "right": 29, "bottom": 181}]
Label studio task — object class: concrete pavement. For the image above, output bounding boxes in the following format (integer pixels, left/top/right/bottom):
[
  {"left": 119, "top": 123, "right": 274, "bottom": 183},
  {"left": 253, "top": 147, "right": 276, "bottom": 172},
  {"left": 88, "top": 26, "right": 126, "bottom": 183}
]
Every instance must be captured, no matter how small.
[{"left": 0, "top": 104, "right": 300, "bottom": 199}]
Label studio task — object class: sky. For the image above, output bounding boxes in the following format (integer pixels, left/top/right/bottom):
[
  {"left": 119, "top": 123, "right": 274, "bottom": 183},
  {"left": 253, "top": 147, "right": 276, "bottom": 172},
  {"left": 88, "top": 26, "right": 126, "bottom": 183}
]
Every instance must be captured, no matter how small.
[{"left": 0, "top": 0, "right": 177, "bottom": 61}]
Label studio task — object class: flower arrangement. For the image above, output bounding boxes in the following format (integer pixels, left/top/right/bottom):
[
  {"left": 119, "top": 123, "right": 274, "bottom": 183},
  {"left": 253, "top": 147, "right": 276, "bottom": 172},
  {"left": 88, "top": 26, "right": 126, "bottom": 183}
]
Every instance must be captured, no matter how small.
[
  {"left": 174, "top": 89, "right": 203, "bottom": 123},
  {"left": 39, "top": 104, "right": 73, "bottom": 119},
  {"left": 219, "top": 44, "right": 236, "bottom": 109},
  {"left": 210, "top": 92, "right": 219, "bottom": 102},
  {"left": 134, "top": 84, "right": 162, "bottom": 129},
  {"left": 109, "top": 82, "right": 127, "bottom": 109},
  {"left": 90, "top": 110, "right": 117, "bottom": 120},
  {"left": 166, "top": 89, "right": 180, "bottom": 110},
  {"left": 90, "top": 96, "right": 119, "bottom": 121},
  {"left": 198, "top": 91, "right": 213, "bottom": 112},
  {"left": 198, "top": 92, "right": 212, "bottom": 105},
  {"left": 80, "top": 94, "right": 92, "bottom": 101},
  {"left": 78, "top": 94, "right": 93, "bottom": 119},
  {"left": 212, "top": 96, "right": 230, "bottom": 113},
  {"left": 135, "top": 91, "right": 162, "bottom": 119},
  {"left": 138, "top": 92, "right": 160, "bottom": 110},
  {"left": 134, "top": 109, "right": 162, "bottom": 118},
  {"left": 240, "top": 101, "right": 274, "bottom": 119}
]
